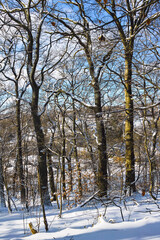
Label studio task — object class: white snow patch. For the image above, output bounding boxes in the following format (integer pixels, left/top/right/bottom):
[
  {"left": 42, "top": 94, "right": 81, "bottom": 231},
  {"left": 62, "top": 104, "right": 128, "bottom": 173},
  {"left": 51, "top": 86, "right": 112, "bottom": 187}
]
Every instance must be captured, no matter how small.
[{"left": 1, "top": 194, "right": 160, "bottom": 240}]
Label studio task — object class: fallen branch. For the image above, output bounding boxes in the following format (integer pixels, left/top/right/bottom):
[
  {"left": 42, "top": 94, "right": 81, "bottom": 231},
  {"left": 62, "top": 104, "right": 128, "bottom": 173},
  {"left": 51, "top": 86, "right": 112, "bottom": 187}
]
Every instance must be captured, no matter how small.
[{"left": 80, "top": 191, "right": 100, "bottom": 207}]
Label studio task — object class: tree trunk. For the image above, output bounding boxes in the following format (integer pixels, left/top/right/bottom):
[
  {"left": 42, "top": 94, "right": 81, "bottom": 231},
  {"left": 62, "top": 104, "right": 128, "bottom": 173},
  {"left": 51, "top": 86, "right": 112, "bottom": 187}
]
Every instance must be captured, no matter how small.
[
  {"left": 149, "top": 107, "right": 158, "bottom": 196},
  {"left": 94, "top": 81, "right": 108, "bottom": 196},
  {"left": 83, "top": 121, "right": 97, "bottom": 178},
  {"left": 15, "top": 83, "right": 26, "bottom": 204},
  {"left": 0, "top": 157, "right": 6, "bottom": 208},
  {"left": 61, "top": 113, "right": 66, "bottom": 199},
  {"left": 31, "top": 90, "right": 51, "bottom": 206},
  {"left": 124, "top": 52, "right": 136, "bottom": 195},
  {"left": 143, "top": 91, "right": 157, "bottom": 200},
  {"left": 66, "top": 147, "right": 73, "bottom": 192},
  {"left": 12, "top": 159, "right": 17, "bottom": 197},
  {"left": 25, "top": 146, "right": 29, "bottom": 209},
  {"left": 47, "top": 150, "right": 56, "bottom": 201},
  {"left": 72, "top": 99, "right": 82, "bottom": 197},
  {"left": 47, "top": 127, "right": 56, "bottom": 201},
  {"left": 143, "top": 125, "right": 156, "bottom": 200},
  {"left": 85, "top": 46, "right": 108, "bottom": 196}
]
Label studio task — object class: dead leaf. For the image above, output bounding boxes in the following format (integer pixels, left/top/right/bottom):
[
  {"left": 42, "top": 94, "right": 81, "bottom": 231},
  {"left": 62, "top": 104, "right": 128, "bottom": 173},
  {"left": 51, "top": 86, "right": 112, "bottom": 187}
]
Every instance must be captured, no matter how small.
[
  {"left": 142, "top": 189, "right": 145, "bottom": 196},
  {"left": 51, "top": 22, "right": 56, "bottom": 27}
]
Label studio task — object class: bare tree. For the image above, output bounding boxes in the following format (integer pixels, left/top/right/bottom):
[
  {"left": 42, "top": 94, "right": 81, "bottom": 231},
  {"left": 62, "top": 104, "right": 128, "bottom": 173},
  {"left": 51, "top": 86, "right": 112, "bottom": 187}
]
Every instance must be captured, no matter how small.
[
  {"left": 134, "top": 64, "right": 160, "bottom": 199},
  {"left": 96, "top": 0, "right": 160, "bottom": 195},
  {"left": 0, "top": 0, "right": 68, "bottom": 206},
  {"left": 0, "top": 33, "right": 28, "bottom": 204},
  {"left": 46, "top": 0, "right": 117, "bottom": 196}
]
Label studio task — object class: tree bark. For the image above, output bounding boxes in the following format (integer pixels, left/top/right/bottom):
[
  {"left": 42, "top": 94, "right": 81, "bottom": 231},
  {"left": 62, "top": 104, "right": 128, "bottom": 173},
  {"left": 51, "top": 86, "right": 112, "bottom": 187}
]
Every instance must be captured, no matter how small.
[
  {"left": 15, "top": 82, "right": 26, "bottom": 204},
  {"left": 47, "top": 150, "right": 56, "bottom": 200},
  {"left": 124, "top": 51, "right": 136, "bottom": 195},
  {"left": 61, "top": 113, "right": 66, "bottom": 199},
  {"left": 47, "top": 121, "right": 57, "bottom": 201},
  {"left": 85, "top": 50, "right": 108, "bottom": 196},
  {"left": 0, "top": 157, "right": 6, "bottom": 208},
  {"left": 31, "top": 89, "right": 50, "bottom": 205},
  {"left": 72, "top": 97, "right": 82, "bottom": 198},
  {"left": 94, "top": 83, "right": 108, "bottom": 196},
  {"left": 66, "top": 147, "right": 73, "bottom": 192},
  {"left": 143, "top": 87, "right": 158, "bottom": 200}
]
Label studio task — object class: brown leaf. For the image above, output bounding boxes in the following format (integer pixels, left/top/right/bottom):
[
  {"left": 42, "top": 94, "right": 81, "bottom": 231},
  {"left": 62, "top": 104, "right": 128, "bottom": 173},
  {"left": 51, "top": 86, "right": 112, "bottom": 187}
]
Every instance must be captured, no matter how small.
[
  {"left": 99, "top": 20, "right": 102, "bottom": 24},
  {"left": 51, "top": 22, "right": 56, "bottom": 27},
  {"left": 142, "top": 189, "right": 145, "bottom": 196},
  {"left": 104, "top": 0, "right": 107, "bottom": 4}
]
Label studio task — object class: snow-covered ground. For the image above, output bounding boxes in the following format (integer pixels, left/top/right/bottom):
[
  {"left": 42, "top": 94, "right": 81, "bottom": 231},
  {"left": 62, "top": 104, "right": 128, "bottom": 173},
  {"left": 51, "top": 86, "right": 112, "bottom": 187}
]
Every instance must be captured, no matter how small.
[{"left": 1, "top": 192, "right": 160, "bottom": 240}]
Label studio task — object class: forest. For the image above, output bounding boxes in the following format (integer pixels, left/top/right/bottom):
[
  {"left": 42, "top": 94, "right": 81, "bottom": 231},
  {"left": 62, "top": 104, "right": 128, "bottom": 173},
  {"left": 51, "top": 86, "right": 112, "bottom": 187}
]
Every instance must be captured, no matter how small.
[{"left": 0, "top": 0, "right": 160, "bottom": 235}]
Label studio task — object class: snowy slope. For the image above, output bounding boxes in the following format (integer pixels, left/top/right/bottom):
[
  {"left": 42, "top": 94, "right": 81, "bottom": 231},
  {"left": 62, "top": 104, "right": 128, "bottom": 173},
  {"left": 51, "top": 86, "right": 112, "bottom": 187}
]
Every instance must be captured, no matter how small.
[{"left": 1, "top": 193, "right": 160, "bottom": 240}]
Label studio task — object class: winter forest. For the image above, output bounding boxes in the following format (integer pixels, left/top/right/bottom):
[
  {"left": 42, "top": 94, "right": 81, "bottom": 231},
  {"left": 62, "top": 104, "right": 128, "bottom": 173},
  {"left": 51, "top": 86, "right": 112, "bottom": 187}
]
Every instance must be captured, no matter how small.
[{"left": 0, "top": 1, "right": 160, "bottom": 239}]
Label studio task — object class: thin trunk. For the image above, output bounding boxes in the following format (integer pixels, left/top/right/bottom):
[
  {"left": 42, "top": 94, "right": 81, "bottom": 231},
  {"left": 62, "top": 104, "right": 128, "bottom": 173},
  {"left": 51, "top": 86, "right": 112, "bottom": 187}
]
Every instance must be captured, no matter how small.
[
  {"left": 149, "top": 107, "right": 159, "bottom": 195},
  {"left": 72, "top": 99, "right": 82, "bottom": 197},
  {"left": 25, "top": 154, "right": 29, "bottom": 209},
  {"left": 12, "top": 159, "right": 17, "bottom": 197},
  {"left": 57, "top": 154, "right": 62, "bottom": 216},
  {"left": 94, "top": 82, "right": 108, "bottom": 196},
  {"left": 0, "top": 157, "right": 6, "bottom": 208},
  {"left": 56, "top": 162, "right": 60, "bottom": 209},
  {"left": 66, "top": 147, "right": 73, "bottom": 192},
  {"left": 59, "top": 165, "right": 63, "bottom": 218},
  {"left": 83, "top": 121, "right": 97, "bottom": 178},
  {"left": 15, "top": 82, "right": 26, "bottom": 204},
  {"left": 124, "top": 51, "right": 136, "bottom": 195},
  {"left": 47, "top": 150, "right": 56, "bottom": 200},
  {"left": 143, "top": 123, "right": 156, "bottom": 200},
  {"left": 143, "top": 84, "right": 157, "bottom": 200},
  {"left": 61, "top": 113, "right": 66, "bottom": 199},
  {"left": 4, "top": 180, "right": 12, "bottom": 213},
  {"left": 47, "top": 130, "right": 56, "bottom": 201}
]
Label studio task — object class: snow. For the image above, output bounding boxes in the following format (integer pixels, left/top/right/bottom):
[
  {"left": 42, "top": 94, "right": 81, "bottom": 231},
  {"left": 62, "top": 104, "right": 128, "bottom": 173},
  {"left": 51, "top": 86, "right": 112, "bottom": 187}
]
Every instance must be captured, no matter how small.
[{"left": 1, "top": 193, "right": 160, "bottom": 240}]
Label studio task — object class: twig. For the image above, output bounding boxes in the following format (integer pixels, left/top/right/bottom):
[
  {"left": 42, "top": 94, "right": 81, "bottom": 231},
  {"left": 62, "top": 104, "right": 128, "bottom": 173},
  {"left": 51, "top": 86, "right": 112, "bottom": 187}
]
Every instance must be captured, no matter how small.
[{"left": 80, "top": 191, "right": 100, "bottom": 207}]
